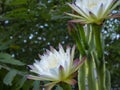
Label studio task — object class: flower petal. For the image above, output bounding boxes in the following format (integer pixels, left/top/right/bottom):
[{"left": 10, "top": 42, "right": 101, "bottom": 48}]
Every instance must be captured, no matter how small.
[
  {"left": 97, "top": 3, "right": 104, "bottom": 18},
  {"left": 44, "top": 82, "right": 58, "bottom": 90},
  {"left": 64, "top": 79, "right": 77, "bottom": 85},
  {"left": 67, "top": 3, "right": 89, "bottom": 19},
  {"left": 89, "top": 11, "right": 97, "bottom": 20},
  {"left": 73, "top": 57, "right": 86, "bottom": 72},
  {"left": 28, "top": 45, "right": 79, "bottom": 85},
  {"left": 70, "top": 45, "right": 76, "bottom": 62},
  {"left": 73, "top": 59, "right": 79, "bottom": 66},
  {"left": 59, "top": 65, "right": 65, "bottom": 80},
  {"left": 67, "top": 0, "right": 120, "bottom": 24},
  {"left": 27, "top": 75, "right": 52, "bottom": 81}
]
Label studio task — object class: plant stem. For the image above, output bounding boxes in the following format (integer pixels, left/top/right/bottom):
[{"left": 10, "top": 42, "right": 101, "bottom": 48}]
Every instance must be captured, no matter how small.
[
  {"left": 78, "top": 63, "right": 86, "bottom": 90},
  {"left": 106, "top": 70, "right": 111, "bottom": 90},
  {"left": 70, "top": 24, "right": 86, "bottom": 56},
  {"left": 87, "top": 56, "right": 98, "bottom": 90},
  {"left": 97, "top": 63, "right": 106, "bottom": 90},
  {"left": 77, "top": 25, "right": 88, "bottom": 50},
  {"left": 92, "top": 24, "right": 106, "bottom": 90},
  {"left": 92, "top": 24, "right": 103, "bottom": 60}
]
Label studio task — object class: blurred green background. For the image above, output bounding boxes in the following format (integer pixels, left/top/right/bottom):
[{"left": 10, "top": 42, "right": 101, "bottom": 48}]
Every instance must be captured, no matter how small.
[{"left": 0, "top": 0, "right": 120, "bottom": 90}]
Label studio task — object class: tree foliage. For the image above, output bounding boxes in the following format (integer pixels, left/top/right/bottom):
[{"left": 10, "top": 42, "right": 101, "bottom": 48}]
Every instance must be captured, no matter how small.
[{"left": 0, "top": 0, "right": 120, "bottom": 89}]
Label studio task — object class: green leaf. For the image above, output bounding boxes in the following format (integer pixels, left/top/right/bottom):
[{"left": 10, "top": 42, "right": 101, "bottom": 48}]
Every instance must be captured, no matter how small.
[
  {"left": 15, "top": 76, "right": 27, "bottom": 89},
  {"left": 0, "top": 65, "right": 2, "bottom": 70},
  {"left": 3, "top": 69, "right": 17, "bottom": 86},
  {"left": 55, "top": 85, "right": 63, "bottom": 90},
  {"left": 32, "top": 81, "right": 40, "bottom": 90},
  {"left": 8, "top": 0, "right": 27, "bottom": 6},
  {"left": 0, "top": 40, "right": 13, "bottom": 50},
  {"left": 22, "top": 80, "right": 33, "bottom": 90},
  {"left": 59, "top": 83, "right": 72, "bottom": 90},
  {"left": 5, "top": 8, "right": 28, "bottom": 19},
  {"left": 0, "top": 53, "right": 25, "bottom": 66}
]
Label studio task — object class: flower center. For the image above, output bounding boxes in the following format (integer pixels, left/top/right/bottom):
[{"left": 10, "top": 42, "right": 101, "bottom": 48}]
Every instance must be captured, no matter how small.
[
  {"left": 46, "top": 59, "right": 59, "bottom": 70},
  {"left": 88, "top": 2, "right": 98, "bottom": 10}
]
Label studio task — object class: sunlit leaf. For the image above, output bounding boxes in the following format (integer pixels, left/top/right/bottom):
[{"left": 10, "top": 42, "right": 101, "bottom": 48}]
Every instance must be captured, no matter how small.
[
  {"left": 8, "top": 0, "right": 27, "bottom": 6},
  {"left": 0, "top": 53, "right": 25, "bottom": 66},
  {"left": 3, "top": 69, "right": 17, "bottom": 86}
]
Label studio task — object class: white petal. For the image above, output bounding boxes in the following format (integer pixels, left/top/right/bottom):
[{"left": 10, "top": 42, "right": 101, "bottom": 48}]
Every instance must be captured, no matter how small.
[
  {"left": 67, "top": 3, "right": 89, "bottom": 19},
  {"left": 28, "top": 45, "right": 76, "bottom": 81},
  {"left": 67, "top": 0, "right": 116, "bottom": 24}
]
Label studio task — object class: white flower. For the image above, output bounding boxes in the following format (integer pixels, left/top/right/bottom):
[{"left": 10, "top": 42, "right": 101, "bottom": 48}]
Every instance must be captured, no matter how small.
[
  {"left": 27, "top": 44, "right": 86, "bottom": 90},
  {"left": 66, "top": 0, "right": 120, "bottom": 24}
]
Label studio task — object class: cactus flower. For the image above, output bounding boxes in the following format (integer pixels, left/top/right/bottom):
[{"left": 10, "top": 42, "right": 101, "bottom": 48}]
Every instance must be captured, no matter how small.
[
  {"left": 66, "top": 0, "right": 120, "bottom": 24},
  {"left": 27, "top": 44, "right": 86, "bottom": 90}
]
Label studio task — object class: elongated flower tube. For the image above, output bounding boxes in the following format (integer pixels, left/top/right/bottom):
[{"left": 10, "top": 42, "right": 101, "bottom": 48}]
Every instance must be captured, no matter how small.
[
  {"left": 66, "top": 0, "right": 120, "bottom": 24},
  {"left": 27, "top": 44, "right": 86, "bottom": 90}
]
